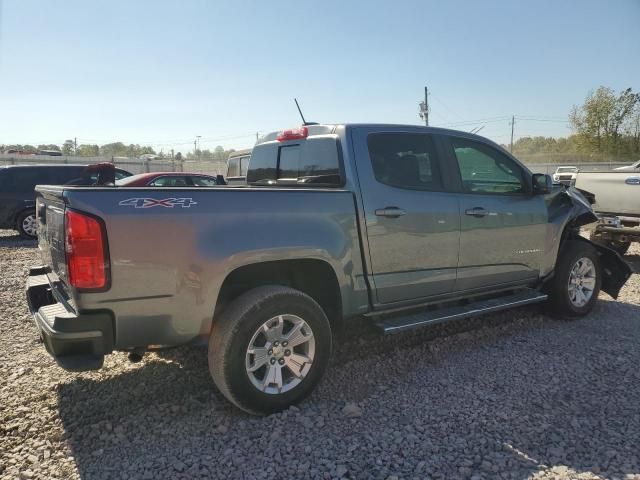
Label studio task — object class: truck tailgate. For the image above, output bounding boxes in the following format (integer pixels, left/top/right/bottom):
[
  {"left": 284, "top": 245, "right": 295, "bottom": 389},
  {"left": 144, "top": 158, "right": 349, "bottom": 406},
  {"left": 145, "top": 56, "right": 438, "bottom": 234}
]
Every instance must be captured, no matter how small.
[{"left": 36, "top": 187, "right": 70, "bottom": 287}]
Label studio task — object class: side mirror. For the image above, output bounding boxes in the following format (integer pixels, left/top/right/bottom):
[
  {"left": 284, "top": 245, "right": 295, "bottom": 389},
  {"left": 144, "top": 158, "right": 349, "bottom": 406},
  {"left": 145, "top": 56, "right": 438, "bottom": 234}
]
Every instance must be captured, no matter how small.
[{"left": 532, "top": 173, "right": 552, "bottom": 194}]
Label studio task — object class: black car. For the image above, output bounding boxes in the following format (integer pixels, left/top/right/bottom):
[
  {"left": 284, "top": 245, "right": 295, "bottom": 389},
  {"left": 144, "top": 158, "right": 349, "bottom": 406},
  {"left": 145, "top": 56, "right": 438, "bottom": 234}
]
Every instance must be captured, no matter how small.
[{"left": 0, "top": 164, "right": 132, "bottom": 238}]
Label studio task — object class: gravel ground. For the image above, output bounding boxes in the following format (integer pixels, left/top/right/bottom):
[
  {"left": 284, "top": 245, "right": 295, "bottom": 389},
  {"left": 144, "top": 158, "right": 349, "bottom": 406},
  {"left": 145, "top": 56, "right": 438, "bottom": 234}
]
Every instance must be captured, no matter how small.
[{"left": 1, "top": 229, "right": 640, "bottom": 480}]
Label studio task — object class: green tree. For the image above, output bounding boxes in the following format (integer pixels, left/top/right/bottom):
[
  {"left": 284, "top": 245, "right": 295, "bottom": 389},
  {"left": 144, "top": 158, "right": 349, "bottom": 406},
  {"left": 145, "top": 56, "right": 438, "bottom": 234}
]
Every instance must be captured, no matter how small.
[
  {"left": 570, "top": 86, "right": 640, "bottom": 154},
  {"left": 61, "top": 140, "right": 75, "bottom": 155},
  {"left": 77, "top": 144, "right": 100, "bottom": 156},
  {"left": 99, "top": 142, "right": 127, "bottom": 157},
  {"left": 37, "top": 144, "right": 61, "bottom": 152}
]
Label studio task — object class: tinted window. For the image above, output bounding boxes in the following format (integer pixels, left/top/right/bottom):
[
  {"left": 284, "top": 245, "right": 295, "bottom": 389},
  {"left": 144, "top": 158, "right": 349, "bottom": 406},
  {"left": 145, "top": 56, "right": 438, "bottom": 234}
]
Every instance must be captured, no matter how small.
[
  {"left": 452, "top": 138, "right": 525, "bottom": 194},
  {"left": 247, "top": 137, "right": 341, "bottom": 186},
  {"left": 245, "top": 143, "right": 278, "bottom": 184},
  {"left": 367, "top": 133, "right": 443, "bottom": 191},
  {"left": 49, "top": 167, "right": 85, "bottom": 184},
  {"left": 149, "top": 176, "right": 191, "bottom": 186},
  {"left": 227, "top": 158, "right": 240, "bottom": 177},
  {"left": 2, "top": 167, "right": 78, "bottom": 191},
  {"left": 278, "top": 145, "right": 301, "bottom": 179},
  {"left": 190, "top": 176, "right": 217, "bottom": 186}
]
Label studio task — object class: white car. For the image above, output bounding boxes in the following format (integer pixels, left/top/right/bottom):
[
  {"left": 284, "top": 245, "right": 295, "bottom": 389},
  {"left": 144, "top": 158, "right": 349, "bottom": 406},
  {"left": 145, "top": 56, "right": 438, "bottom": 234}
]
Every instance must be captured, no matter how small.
[
  {"left": 553, "top": 166, "right": 578, "bottom": 185},
  {"left": 614, "top": 160, "right": 640, "bottom": 171}
]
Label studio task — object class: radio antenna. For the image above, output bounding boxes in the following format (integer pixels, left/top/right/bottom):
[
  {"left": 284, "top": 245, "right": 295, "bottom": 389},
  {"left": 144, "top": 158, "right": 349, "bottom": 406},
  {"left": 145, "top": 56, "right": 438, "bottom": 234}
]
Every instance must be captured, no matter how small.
[{"left": 294, "top": 98, "right": 307, "bottom": 124}]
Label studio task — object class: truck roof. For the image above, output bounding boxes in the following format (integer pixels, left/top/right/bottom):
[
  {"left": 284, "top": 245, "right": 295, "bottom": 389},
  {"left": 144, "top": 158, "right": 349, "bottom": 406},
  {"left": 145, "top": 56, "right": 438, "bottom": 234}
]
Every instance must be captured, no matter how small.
[{"left": 257, "top": 123, "right": 499, "bottom": 145}]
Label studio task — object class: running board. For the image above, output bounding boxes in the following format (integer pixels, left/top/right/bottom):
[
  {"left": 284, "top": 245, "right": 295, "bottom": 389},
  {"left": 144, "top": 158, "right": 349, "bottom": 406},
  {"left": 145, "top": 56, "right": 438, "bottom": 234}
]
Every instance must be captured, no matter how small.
[{"left": 375, "top": 289, "right": 548, "bottom": 334}]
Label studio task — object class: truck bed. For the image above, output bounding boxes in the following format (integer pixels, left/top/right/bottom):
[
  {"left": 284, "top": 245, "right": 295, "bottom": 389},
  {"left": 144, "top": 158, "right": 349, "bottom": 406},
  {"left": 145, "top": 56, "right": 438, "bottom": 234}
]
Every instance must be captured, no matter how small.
[{"left": 35, "top": 185, "right": 369, "bottom": 350}]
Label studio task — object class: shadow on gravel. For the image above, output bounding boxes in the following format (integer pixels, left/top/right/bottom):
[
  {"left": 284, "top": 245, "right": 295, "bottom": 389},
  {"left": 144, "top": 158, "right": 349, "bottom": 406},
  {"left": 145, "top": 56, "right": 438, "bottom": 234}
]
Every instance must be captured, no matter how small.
[
  {"left": 623, "top": 252, "right": 640, "bottom": 273},
  {"left": 0, "top": 232, "right": 37, "bottom": 248},
  {"left": 55, "top": 302, "right": 640, "bottom": 479}
]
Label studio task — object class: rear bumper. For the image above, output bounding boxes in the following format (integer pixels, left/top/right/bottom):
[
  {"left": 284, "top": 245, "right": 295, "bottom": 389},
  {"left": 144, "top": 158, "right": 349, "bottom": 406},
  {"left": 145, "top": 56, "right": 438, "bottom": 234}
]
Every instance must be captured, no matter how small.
[{"left": 26, "top": 267, "right": 114, "bottom": 371}]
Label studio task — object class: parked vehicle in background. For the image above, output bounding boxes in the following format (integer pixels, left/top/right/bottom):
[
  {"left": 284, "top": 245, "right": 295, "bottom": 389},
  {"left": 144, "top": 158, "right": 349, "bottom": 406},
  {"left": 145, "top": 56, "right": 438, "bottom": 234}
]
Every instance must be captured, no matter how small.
[
  {"left": 553, "top": 166, "right": 578, "bottom": 185},
  {"left": 613, "top": 160, "right": 640, "bottom": 171},
  {"left": 0, "top": 164, "right": 131, "bottom": 238},
  {"left": 36, "top": 150, "right": 63, "bottom": 156},
  {"left": 116, "top": 172, "right": 220, "bottom": 187},
  {"left": 28, "top": 123, "right": 631, "bottom": 415},
  {"left": 574, "top": 170, "right": 640, "bottom": 255},
  {"left": 226, "top": 148, "right": 251, "bottom": 184}
]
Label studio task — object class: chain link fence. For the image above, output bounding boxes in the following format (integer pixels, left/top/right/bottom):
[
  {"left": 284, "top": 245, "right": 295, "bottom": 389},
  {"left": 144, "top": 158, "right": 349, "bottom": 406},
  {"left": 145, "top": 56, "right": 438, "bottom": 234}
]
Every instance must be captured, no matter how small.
[
  {"left": 1, "top": 153, "right": 636, "bottom": 178},
  {"left": 0, "top": 154, "right": 228, "bottom": 175}
]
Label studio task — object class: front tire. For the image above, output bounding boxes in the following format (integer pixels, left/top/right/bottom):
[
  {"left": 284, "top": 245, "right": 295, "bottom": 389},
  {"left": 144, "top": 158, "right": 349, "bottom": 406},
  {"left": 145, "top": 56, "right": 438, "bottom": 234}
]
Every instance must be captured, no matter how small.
[
  {"left": 208, "top": 285, "right": 332, "bottom": 415},
  {"left": 547, "top": 240, "right": 601, "bottom": 317},
  {"left": 16, "top": 210, "right": 37, "bottom": 238}
]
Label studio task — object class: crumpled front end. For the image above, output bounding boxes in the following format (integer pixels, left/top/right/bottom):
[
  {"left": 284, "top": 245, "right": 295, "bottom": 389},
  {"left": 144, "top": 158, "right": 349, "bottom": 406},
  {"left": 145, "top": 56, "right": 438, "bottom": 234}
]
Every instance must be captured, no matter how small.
[{"left": 544, "top": 186, "right": 632, "bottom": 299}]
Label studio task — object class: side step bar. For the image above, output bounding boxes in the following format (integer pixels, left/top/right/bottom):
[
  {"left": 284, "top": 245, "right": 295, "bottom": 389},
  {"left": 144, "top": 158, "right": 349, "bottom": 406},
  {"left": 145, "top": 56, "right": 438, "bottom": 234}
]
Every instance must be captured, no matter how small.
[{"left": 375, "top": 289, "right": 548, "bottom": 334}]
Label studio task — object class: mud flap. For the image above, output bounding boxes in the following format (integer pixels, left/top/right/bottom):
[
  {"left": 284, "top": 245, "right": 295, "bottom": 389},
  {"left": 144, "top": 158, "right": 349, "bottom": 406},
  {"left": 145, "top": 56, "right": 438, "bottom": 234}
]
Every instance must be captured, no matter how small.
[{"left": 582, "top": 238, "right": 633, "bottom": 299}]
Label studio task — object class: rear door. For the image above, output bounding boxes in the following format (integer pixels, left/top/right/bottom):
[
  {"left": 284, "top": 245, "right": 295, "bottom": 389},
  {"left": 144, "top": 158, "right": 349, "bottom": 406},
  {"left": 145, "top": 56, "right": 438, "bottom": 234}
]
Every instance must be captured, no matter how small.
[
  {"left": 443, "top": 135, "right": 547, "bottom": 292},
  {"left": 352, "top": 127, "right": 461, "bottom": 305}
]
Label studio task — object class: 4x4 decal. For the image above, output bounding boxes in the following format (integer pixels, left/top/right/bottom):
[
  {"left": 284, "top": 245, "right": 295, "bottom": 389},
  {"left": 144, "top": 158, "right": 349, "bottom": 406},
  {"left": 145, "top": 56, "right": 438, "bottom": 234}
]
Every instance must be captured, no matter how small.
[{"left": 119, "top": 197, "right": 198, "bottom": 209}]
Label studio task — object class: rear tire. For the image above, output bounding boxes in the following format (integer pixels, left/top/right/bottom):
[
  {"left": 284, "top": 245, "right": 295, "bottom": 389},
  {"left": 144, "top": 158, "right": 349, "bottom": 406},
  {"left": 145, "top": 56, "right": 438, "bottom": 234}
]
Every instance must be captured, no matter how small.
[
  {"left": 16, "top": 210, "right": 37, "bottom": 238},
  {"left": 547, "top": 240, "right": 601, "bottom": 318},
  {"left": 208, "top": 285, "right": 332, "bottom": 415}
]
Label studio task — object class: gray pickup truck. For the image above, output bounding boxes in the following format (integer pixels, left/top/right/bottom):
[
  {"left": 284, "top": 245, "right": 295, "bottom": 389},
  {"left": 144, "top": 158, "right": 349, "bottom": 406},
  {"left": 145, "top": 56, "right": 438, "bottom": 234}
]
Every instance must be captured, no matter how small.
[{"left": 27, "top": 124, "right": 631, "bottom": 414}]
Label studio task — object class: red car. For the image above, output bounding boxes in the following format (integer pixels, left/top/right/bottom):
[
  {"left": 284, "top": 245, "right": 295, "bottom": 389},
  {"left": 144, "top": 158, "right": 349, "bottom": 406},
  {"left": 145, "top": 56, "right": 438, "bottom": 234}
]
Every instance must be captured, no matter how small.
[{"left": 116, "top": 172, "right": 220, "bottom": 187}]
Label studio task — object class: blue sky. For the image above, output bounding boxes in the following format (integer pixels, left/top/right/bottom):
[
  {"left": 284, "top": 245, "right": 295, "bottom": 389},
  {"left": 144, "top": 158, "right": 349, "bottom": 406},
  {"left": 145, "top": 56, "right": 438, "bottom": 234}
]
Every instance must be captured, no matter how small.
[{"left": 0, "top": 0, "right": 638, "bottom": 153}]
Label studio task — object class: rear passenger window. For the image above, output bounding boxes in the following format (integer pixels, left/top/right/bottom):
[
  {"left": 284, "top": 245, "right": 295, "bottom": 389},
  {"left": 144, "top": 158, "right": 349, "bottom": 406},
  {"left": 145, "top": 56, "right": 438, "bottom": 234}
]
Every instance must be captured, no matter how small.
[{"left": 367, "top": 133, "right": 443, "bottom": 191}]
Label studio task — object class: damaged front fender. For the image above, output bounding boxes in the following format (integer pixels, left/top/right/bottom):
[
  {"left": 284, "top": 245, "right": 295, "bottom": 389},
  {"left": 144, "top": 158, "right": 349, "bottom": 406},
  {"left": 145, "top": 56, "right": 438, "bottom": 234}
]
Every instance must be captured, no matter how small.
[
  {"left": 545, "top": 186, "right": 632, "bottom": 299},
  {"left": 585, "top": 239, "right": 633, "bottom": 299}
]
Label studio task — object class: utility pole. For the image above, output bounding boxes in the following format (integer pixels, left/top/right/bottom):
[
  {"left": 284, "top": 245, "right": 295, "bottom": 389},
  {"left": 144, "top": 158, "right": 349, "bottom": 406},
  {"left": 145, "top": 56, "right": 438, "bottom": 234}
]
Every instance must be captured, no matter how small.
[
  {"left": 510, "top": 115, "right": 515, "bottom": 152},
  {"left": 194, "top": 140, "right": 197, "bottom": 158},
  {"left": 256, "top": 132, "right": 259, "bottom": 142},
  {"left": 74, "top": 137, "right": 77, "bottom": 156},
  {"left": 196, "top": 135, "right": 202, "bottom": 159},
  {"left": 419, "top": 86, "right": 429, "bottom": 126}
]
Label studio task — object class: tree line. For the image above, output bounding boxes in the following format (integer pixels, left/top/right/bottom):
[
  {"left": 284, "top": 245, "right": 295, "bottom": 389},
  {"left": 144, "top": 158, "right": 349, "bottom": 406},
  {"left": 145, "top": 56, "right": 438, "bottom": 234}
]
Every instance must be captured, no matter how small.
[
  {"left": 3, "top": 86, "right": 638, "bottom": 163},
  {"left": 1, "top": 141, "right": 237, "bottom": 162},
  {"left": 511, "top": 86, "right": 639, "bottom": 160}
]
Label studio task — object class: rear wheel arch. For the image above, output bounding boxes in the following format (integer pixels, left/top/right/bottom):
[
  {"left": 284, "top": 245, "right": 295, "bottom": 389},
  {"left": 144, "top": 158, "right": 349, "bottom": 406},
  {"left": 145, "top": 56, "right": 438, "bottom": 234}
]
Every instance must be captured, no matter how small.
[{"left": 213, "top": 259, "right": 343, "bottom": 330}]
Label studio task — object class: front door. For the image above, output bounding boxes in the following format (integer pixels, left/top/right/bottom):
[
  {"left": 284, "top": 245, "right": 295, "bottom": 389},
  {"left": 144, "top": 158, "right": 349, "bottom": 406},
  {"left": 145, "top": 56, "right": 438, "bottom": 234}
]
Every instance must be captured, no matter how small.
[
  {"left": 352, "top": 127, "right": 461, "bottom": 306},
  {"left": 444, "top": 135, "right": 547, "bottom": 292}
]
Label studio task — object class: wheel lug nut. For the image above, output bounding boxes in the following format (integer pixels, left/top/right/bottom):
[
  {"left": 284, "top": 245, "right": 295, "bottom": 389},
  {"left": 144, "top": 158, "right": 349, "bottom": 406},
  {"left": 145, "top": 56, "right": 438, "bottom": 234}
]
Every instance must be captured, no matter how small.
[
  {"left": 270, "top": 358, "right": 276, "bottom": 365},
  {"left": 273, "top": 341, "right": 279, "bottom": 347},
  {"left": 278, "top": 358, "right": 285, "bottom": 365},
  {"left": 285, "top": 349, "right": 291, "bottom": 356},
  {"left": 282, "top": 341, "right": 288, "bottom": 347},
  {"left": 268, "top": 349, "right": 273, "bottom": 355}
]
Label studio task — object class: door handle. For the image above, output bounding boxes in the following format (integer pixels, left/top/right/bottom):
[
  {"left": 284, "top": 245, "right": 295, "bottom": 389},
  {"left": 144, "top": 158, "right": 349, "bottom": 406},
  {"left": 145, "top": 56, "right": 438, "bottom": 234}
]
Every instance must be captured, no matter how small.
[
  {"left": 625, "top": 176, "right": 640, "bottom": 185},
  {"left": 465, "top": 207, "right": 488, "bottom": 217},
  {"left": 375, "top": 207, "right": 407, "bottom": 218}
]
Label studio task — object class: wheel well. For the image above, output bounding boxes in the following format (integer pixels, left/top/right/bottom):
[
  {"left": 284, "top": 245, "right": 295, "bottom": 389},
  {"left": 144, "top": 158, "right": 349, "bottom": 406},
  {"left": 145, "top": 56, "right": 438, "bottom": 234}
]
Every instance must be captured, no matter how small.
[{"left": 214, "top": 259, "right": 342, "bottom": 328}]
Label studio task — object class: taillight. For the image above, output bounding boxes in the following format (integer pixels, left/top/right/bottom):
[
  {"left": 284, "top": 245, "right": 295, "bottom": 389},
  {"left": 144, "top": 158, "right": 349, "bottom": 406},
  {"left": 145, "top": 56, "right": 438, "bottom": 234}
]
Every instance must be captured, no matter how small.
[
  {"left": 276, "top": 126, "right": 308, "bottom": 142},
  {"left": 65, "top": 210, "right": 109, "bottom": 290}
]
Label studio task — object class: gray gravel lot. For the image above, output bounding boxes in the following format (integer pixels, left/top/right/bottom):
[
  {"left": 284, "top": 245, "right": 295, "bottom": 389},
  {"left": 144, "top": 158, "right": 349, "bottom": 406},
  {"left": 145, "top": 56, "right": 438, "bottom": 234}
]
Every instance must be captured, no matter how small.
[{"left": 1, "top": 229, "right": 640, "bottom": 480}]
